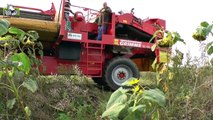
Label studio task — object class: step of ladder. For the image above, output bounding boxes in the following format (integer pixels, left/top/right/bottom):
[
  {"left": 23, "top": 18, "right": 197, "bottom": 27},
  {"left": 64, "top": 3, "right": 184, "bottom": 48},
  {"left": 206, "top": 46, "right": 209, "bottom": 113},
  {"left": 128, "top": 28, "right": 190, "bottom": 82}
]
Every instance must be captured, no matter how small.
[
  {"left": 87, "top": 68, "right": 102, "bottom": 71},
  {"left": 86, "top": 46, "right": 103, "bottom": 50},
  {"left": 88, "top": 61, "right": 102, "bottom": 63},
  {"left": 85, "top": 43, "right": 104, "bottom": 49},
  {"left": 87, "top": 54, "right": 102, "bottom": 56}
]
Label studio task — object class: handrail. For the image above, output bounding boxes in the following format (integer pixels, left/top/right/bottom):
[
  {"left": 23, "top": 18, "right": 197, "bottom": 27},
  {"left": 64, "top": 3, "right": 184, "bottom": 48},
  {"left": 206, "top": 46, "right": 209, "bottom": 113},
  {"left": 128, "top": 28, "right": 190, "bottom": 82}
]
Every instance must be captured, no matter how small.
[
  {"left": 70, "top": 5, "right": 99, "bottom": 22},
  {"left": 12, "top": 3, "right": 56, "bottom": 21},
  {"left": 12, "top": 5, "right": 45, "bottom": 13},
  {"left": 71, "top": 5, "right": 99, "bottom": 13}
]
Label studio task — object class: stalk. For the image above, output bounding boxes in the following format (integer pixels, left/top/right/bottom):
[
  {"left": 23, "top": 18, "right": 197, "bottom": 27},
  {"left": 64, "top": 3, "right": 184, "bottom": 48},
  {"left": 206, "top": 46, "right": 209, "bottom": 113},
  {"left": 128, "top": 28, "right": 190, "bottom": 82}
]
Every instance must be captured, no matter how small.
[{"left": 5, "top": 69, "right": 30, "bottom": 120}]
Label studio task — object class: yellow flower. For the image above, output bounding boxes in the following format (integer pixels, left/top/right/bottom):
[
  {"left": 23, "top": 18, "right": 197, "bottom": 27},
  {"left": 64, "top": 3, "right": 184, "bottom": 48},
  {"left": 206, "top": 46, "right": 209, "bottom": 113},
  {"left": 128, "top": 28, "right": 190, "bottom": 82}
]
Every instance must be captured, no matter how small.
[
  {"left": 139, "top": 89, "right": 143, "bottom": 94},
  {"left": 132, "top": 85, "right": 140, "bottom": 93},
  {"left": 129, "top": 79, "right": 139, "bottom": 85},
  {"left": 0, "top": 37, "right": 6, "bottom": 40},
  {"left": 26, "top": 39, "right": 34, "bottom": 45}
]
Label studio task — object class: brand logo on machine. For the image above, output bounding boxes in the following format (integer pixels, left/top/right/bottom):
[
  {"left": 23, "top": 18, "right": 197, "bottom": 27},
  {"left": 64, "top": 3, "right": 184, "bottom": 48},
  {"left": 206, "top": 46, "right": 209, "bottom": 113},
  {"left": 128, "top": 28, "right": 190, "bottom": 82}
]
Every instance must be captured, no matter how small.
[
  {"left": 119, "top": 39, "right": 141, "bottom": 47},
  {"left": 67, "top": 33, "right": 82, "bottom": 40}
]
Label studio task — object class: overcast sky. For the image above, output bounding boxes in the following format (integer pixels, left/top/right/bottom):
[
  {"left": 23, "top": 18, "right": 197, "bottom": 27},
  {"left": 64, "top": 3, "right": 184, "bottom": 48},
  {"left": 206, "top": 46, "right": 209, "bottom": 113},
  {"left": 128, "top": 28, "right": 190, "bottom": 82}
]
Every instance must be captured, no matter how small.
[{"left": 1, "top": 0, "right": 213, "bottom": 59}]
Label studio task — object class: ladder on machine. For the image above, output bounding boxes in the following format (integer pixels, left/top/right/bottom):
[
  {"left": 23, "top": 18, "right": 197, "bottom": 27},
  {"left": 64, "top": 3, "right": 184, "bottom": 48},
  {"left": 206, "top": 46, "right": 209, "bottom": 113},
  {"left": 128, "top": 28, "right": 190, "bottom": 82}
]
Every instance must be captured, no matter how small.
[{"left": 85, "top": 42, "right": 104, "bottom": 77}]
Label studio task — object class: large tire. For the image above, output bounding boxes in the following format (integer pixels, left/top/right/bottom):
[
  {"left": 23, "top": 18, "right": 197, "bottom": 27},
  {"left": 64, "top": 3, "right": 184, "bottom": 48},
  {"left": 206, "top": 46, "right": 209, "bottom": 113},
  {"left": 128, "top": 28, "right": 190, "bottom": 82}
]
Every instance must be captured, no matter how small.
[{"left": 104, "top": 57, "right": 140, "bottom": 90}]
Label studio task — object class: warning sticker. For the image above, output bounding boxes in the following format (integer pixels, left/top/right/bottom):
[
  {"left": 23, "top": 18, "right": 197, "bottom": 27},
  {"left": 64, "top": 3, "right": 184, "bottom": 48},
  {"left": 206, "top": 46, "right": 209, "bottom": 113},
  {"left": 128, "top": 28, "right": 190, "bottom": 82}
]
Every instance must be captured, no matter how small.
[
  {"left": 114, "top": 39, "right": 119, "bottom": 45},
  {"left": 67, "top": 33, "right": 82, "bottom": 40}
]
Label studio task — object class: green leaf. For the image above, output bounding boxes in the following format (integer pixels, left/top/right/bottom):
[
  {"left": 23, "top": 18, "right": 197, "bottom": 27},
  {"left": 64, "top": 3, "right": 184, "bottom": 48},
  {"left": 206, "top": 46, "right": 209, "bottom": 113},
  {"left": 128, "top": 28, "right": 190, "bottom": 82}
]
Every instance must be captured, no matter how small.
[
  {"left": 22, "top": 79, "right": 38, "bottom": 93},
  {"left": 207, "top": 24, "right": 213, "bottom": 33},
  {"left": 151, "top": 44, "right": 157, "bottom": 51},
  {"left": 129, "top": 105, "right": 146, "bottom": 112},
  {"left": 0, "top": 24, "right": 8, "bottom": 36},
  {"left": 102, "top": 103, "right": 126, "bottom": 119},
  {"left": 19, "top": 33, "right": 25, "bottom": 42},
  {"left": 151, "top": 110, "right": 160, "bottom": 120},
  {"left": 206, "top": 41, "right": 213, "bottom": 55},
  {"left": 206, "top": 41, "right": 213, "bottom": 49},
  {"left": 8, "top": 27, "right": 25, "bottom": 35},
  {"left": 200, "top": 21, "right": 209, "bottom": 28},
  {"left": 27, "top": 31, "right": 39, "bottom": 40},
  {"left": 2, "top": 35, "right": 12, "bottom": 41},
  {"left": 36, "top": 42, "right": 43, "bottom": 49},
  {"left": 151, "top": 58, "right": 157, "bottom": 69},
  {"left": 24, "top": 106, "right": 31, "bottom": 116},
  {"left": 6, "top": 98, "right": 16, "bottom": 109},
  {"left": 56, "top": 113, "right": 72, "bottom": 120},
  {"left": 10, "top": 52, "right": 31, "bottom": 74},
  {"left": 0, "top": 19, "right": 10, "bottom": 28},
  {"left": 195, "top": 24, "right": 212, "bottom": 39},
  {"left": 207, "top": 46, "right": 213, "bottom": 55},
  {"left": 159, "top": 51, "right": 170, "bottom": 63},
  {"left": 149, "top": 30, "right": 163, "bottom": 43},
  {"left": 172, "top": 32, "right": 185, "bottom": 44},
  {"left": 38, "top": 50, "right": 44, "bottom": 57},
  {"left": 124, "top": 105, "right": 146, "bottom": 120},
  {"left": 0, "top": 71, "right": 3, "bottom": 79},
  {"left": 176, "top": 49, "right": 184, "bottom": 60},
  {"left": 196, "top": 27, "right": 206, "bottom": 36},
  {"left": 143, "top": 88, "right": 166, "bottom": 107},
  {"left": 106, "top": 88, "right": 128, "bottom": 109}
]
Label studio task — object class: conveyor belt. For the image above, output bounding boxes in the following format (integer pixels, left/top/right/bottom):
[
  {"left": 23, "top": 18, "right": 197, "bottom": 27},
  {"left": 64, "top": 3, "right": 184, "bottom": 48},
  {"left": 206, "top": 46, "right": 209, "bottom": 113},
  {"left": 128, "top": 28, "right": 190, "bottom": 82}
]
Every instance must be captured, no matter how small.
[{"left": 0, "top": 7, "right": 53, "bottom": 21}]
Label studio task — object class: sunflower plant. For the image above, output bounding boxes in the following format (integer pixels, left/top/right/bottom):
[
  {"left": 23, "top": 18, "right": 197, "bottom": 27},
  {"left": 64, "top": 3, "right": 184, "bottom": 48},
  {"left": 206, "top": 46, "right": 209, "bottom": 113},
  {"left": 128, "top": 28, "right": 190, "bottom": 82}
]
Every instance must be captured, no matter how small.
[
  {"left": 102, "top": 78, "right": 166, "bottom": 120},
  {"left": 0, "top": 19, "right": 42, "bottom": 119},
  {"left": 192, "top": 21, "right": 213, "bottom": 58},
  {"left": 102, "top": 24, "right": 185, "bottom": 120}
]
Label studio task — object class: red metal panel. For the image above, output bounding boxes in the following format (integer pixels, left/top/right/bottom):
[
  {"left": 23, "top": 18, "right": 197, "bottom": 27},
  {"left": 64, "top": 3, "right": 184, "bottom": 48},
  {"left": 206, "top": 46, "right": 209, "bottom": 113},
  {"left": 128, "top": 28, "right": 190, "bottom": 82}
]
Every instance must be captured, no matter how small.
[
  {"left": 41, "top": 42, "right": 106, "bottom": 76},
  {"left": 13, "top": 3, "right": 56, "bottom": 19},
  {"left": 59, "top": 0, "right": 66, "bottom": 37},
  {"left": 116, "top": 13, "right": 166, "bottom": 36}
]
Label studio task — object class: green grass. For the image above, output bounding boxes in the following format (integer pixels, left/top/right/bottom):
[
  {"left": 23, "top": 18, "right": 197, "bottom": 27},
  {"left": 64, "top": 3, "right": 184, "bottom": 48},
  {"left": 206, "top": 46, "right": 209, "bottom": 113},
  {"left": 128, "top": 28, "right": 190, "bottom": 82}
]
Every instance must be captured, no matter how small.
[
  {"left": 139, "top": 59, "right": 213, "bottom": 120},
  {"left": 25, "top": 75, "right": 111, "bottom": 120}
]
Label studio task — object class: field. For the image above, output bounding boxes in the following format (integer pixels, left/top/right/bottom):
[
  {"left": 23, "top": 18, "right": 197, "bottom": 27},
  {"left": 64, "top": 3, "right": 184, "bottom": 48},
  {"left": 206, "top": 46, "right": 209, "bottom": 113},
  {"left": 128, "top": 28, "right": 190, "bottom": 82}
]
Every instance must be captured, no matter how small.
[{"left": 1, "top": 57, "right": 212, "bottom": 120}]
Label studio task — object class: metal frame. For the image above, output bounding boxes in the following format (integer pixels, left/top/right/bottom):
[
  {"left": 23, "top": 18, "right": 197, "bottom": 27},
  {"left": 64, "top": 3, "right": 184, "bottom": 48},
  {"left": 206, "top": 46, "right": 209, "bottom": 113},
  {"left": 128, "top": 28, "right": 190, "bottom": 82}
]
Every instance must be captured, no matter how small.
[{"left": 12, "top": 2, "right": 56, "bottom": 20}]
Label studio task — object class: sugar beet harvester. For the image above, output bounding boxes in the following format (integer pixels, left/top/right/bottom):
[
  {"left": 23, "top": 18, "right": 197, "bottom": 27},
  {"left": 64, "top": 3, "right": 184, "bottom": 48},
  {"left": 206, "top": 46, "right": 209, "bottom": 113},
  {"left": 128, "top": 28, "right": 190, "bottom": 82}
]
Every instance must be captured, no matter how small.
[{"left": 0, "top": 0, "right": 167, "bottom": 90}]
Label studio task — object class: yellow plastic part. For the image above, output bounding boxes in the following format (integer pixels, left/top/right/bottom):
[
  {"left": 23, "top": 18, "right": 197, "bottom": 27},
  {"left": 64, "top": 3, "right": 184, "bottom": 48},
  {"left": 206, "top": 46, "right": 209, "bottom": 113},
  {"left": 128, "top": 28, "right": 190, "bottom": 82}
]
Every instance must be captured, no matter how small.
[{"left": 0, "top": 15, "right": 59, "bottom": 42}]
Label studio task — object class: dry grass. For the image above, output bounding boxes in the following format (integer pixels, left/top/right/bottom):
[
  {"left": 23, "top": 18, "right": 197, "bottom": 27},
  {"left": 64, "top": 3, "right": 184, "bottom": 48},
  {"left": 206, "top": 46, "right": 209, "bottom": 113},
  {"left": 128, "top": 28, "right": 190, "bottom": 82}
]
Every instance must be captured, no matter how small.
[{"left": 23, "top": 75, "right": 111, "bottom": 120}]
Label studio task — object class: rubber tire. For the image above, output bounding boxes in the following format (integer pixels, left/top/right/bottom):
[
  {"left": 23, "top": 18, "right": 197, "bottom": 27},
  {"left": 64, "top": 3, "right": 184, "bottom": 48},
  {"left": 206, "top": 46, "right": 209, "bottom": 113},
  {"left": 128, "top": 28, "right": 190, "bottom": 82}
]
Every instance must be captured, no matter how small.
[
  {"left": 104, "top": 57, "right": 140, "bottom": 90},
  {"left": 92, "top": 77, "right": 106, "bottom": 86}
]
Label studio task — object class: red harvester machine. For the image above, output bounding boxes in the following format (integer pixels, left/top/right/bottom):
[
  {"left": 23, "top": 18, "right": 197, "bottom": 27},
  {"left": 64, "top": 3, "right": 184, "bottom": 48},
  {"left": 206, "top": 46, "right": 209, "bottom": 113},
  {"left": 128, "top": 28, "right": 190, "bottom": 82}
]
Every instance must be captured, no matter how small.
[{"left": 0, "top": 0, "right": 168, "bottom": 90}]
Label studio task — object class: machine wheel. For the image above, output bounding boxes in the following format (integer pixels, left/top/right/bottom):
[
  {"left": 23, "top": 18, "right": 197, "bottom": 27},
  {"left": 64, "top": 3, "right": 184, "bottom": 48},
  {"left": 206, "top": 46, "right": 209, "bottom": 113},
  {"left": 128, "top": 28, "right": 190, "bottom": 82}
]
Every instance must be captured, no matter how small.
[
  {"left": 104, "top": 57, "right": 140, "bottom": 90},
  {"left": 92, "top": 77, "right": 106, "bottom": 86}
]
